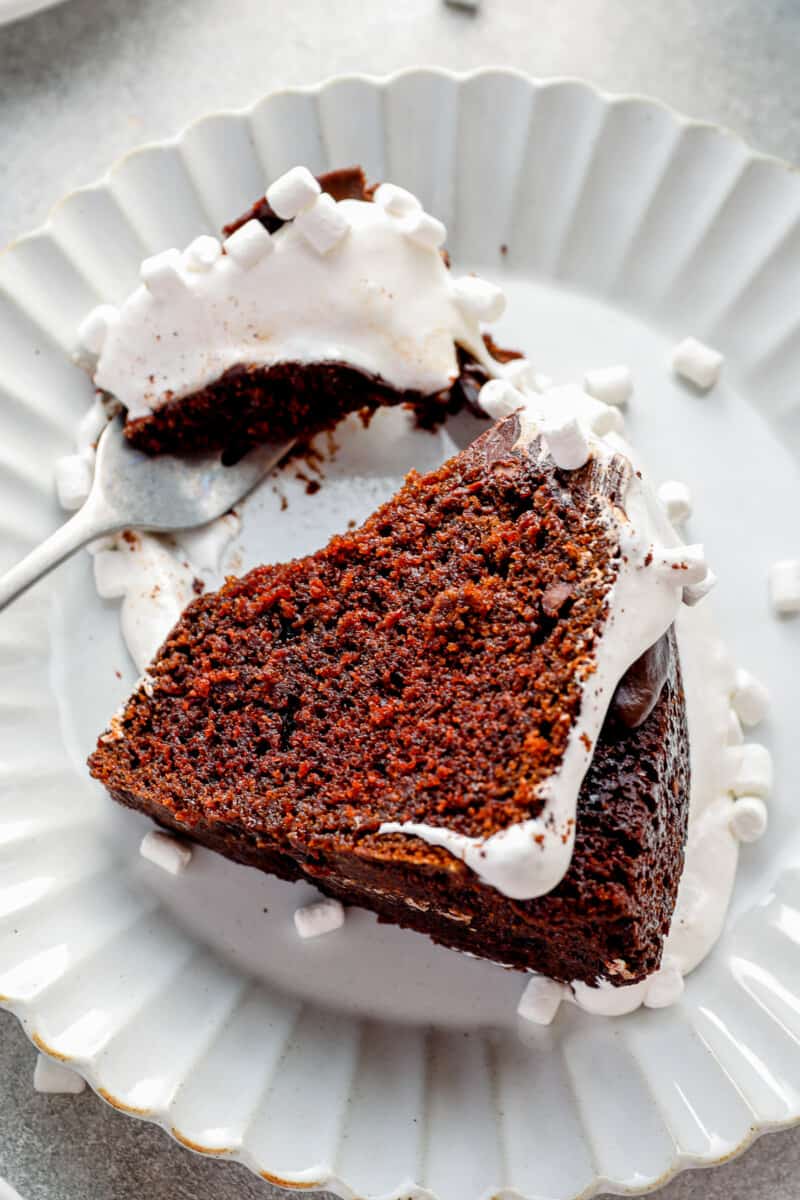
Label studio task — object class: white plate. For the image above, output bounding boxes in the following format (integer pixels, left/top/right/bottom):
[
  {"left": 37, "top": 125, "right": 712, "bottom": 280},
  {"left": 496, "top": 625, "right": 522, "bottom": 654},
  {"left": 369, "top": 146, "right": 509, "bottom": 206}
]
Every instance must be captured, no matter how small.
[
  {"left": 0, "top": 0, "right": 65, "bottom": 25},
  {"left": 1, "top": 69, "right": 800, "bottom": 1200}
]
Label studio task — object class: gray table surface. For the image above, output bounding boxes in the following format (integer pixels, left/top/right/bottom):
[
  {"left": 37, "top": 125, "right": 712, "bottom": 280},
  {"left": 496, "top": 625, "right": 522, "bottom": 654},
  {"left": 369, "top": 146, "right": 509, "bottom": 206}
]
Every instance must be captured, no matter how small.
[{"left": 1, "top": 1, "right": 799, "bottom": 1197}]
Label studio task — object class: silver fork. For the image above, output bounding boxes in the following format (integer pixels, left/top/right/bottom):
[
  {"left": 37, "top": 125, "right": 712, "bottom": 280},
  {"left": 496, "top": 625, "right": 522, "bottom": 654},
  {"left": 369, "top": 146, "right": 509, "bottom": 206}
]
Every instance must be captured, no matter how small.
[{"left": 0, "top": 417, "right": 293, "bottom": 612}]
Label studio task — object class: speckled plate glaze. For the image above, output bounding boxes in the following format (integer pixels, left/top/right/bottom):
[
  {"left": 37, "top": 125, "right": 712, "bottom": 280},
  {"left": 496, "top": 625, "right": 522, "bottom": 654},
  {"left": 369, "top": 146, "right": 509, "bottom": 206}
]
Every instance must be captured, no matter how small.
[{"left": 1, "top": 69, "right": 800, "bottom": 1200}]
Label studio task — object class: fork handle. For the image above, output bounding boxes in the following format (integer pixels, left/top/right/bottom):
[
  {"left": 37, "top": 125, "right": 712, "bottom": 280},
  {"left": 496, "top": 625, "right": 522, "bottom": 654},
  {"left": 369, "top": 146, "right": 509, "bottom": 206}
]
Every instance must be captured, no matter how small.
[{"left": 0, "top": 499, "right": 118, "bottom": 613}]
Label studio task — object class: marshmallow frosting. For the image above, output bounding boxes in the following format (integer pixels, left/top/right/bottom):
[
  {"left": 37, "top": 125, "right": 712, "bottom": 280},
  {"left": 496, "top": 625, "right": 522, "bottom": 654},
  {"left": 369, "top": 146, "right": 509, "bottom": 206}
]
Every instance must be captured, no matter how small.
[{"left": 82, "top": 180, "right": 500, "bottom": 421}]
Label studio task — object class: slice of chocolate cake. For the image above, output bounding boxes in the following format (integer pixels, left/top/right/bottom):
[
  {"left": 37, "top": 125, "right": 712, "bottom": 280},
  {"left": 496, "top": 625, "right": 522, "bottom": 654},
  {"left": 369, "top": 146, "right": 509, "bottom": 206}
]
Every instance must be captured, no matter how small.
[
  {"left": 89, "top": 405, "right": 704, "bottom": 987},
  {"left": 78, "top": 167, "right": 517, "bottom": 459}
]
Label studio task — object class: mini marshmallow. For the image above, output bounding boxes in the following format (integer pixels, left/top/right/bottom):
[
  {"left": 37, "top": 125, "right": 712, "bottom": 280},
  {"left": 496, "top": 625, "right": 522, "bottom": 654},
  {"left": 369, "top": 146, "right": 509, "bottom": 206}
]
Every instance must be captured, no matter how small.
[
  {"left": 584, "top": 365, "right": 633, "bottom": 408},
  {"left": 570, "top": 977, "right": 648, "bottom": 1016},
  {"left": 534, "top": 372, "right": 554, "bottom": 392},
  {"left": 590, "top": 405, "right": 625, "bottom": 437},
  {"left": 732, "top": 668, "right": 770, "bottom": 728},
  {"left": 55, "top": 453, "right": 93, "bottom": 511},
  {"left": 294, "top": 193, "right": 350, "bottom": 255},
  {"left": 502, "top": 358, "right": 537, "bottom": 390},
  {"left": 294, "top": 897, "right": 345, "bottom": 940},
  {"left": 266, "top": 166, "right": 321, "bottom": 219},
  {"left": 542, "top": 415, "right": 590, "bottom": 471},
  {"left": 140, "top": 829, "right": 192, "bottom": 875},
  {"left": 450, "top": 276, "right": 506, "bottom": 322},
  {"left": 726, "top": 743, "right": 773, "bottom": 798},
  {"left": 92, "top": 549, "right": 132, "bottom": 599},
  {"left": 140, "top": 249, "right": 186, "bottom": 300},
  {"left": 517, "top": 975, "right": 565, "bottom": 1026},
  {"left": 78, "top": 304, "right": 119, "bottom": 355},
  {"left": 400, "top": 210, "right": 447, "bottom": 250},
  {"left": 224, "top": 219, "right": 273, "bottom": 269},
  {"left": 644, "top": 958, "right": 685, "bottom": 1009},
  {"left": 730, "top": 796, "right": 769, "bottom": 843},
  {"left": 654, "top": 544, "right": 708, "bottom": 587},
  {"left": 682, "top": 568, "right": 717, "bottom": 607},
  {"left": 768, "top": 559, "right": 800, "bottom": 615},
  {"left": 33, "top": 1054, "right": 86, "bottom": 1095},
  {"left": 183, "top": 234, "right": 222, "bottom": 272},
  {"left": 657, "top": 480, "right": 692, "bottom": 526},
  {"left": 671, "top": 336, "right": 724, "bottom": 390},
  {"left": 373, "top": 182, "right": 422, "bottom": 217},
  {"left": 478, "top": 379, "right": 524, "bottom": 420}
]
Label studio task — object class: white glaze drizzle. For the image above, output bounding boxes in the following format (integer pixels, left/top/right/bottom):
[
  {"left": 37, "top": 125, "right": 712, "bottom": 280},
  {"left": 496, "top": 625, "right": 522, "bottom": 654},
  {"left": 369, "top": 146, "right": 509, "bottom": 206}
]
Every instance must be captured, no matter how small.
[
  {"left": 379, "top": 384, "right": 700, "bottom": 900},
  {"left": 81, "top": 173, "right": 501, "bottom": 420}
]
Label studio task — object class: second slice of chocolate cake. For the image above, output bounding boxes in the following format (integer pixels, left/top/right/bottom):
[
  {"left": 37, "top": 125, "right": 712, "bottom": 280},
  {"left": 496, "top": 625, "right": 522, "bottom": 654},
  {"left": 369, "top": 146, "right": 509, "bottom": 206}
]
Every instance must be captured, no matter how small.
[
  {"left": 89, "top": 413, "right": 692, "bottom": 987},
  {"left": 83, "top": 167, "right": 518, "bottom": 460}
]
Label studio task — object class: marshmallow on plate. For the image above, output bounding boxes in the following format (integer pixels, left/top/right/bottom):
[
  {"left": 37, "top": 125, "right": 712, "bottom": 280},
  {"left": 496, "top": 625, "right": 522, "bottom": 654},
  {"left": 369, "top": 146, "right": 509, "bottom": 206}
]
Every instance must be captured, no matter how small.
[
  {"left": 517, "top": 975, "right": 565, "bottom": 1026},
  {"left": 769, "top": 559, "right": 800, "bottom": 615},
  {"left": 730, "top": 797, "right": 768, "bottom": 843},
  {"left": 140, "top": 829, "right": 193, "bottom": 875},
  {"left": 583, "top": 364, "right": 632, "bottom": 408},
  {"left": 671, "top": 336, "right": 724, "bottom": 390},
  {"left": 294, "top": 898, "right": 345, "bottom": 939},
  {"left": 726, "top": 743, "right": 773, "bottom": 798},
  {"left": 731, "top": 668, "right": 770, "bottom": 728}
]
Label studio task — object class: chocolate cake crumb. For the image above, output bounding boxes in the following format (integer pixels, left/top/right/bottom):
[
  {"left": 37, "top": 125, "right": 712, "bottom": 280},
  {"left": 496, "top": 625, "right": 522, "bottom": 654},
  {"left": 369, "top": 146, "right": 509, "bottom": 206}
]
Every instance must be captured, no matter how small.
[{"left": 124, "top": 354, "right": 500, "bottom": 458}]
